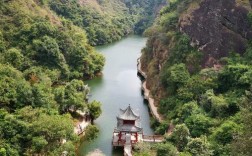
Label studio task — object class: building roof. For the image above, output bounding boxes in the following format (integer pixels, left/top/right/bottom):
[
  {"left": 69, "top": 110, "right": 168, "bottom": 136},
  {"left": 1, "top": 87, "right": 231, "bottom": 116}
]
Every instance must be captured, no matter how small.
[
  {"left": 117, "top": 105, "right": 140, "bottom": 121},
  {"left": 115, "top": 124, "right": 143, "bottom": 133}
]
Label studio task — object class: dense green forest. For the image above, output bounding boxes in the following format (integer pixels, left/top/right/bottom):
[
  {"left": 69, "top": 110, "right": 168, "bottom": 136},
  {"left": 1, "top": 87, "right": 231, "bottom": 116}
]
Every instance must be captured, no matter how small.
[
  {"left": 48, "top": 0, "right": 166, "bottom": 45},
  {"left": 0, "top": 0, "right": 166, "bottom": 155},
  {"left": 0, "top": 0, "right": 105, "bottom": 155},
  {"left": 138, "top": 0, "right": 252, "bottom": 155}
]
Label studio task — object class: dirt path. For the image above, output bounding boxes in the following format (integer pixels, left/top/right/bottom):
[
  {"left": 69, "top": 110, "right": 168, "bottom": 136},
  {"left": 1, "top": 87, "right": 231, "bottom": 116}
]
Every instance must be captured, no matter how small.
[{"left": 74, "top": 116, "right": 90, "bottom": 135}]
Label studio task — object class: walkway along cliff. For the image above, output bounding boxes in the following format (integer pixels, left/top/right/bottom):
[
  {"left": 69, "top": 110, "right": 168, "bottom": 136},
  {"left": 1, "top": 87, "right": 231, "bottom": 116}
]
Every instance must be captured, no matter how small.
[{"left": 137, "top": 58, "right": 163, "bottom": 122}]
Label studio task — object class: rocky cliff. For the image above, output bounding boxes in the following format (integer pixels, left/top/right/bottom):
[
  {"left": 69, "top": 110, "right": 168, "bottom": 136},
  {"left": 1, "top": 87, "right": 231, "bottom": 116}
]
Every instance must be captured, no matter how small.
[
  {"left": 139, "top": 1, "right": 252, "bottom": 154},
  {"left": 141, "top": 0, "right": 252, "bottom": 101},
  {"left": 180, "top": 0, "right": 252, "bottom": 67}
]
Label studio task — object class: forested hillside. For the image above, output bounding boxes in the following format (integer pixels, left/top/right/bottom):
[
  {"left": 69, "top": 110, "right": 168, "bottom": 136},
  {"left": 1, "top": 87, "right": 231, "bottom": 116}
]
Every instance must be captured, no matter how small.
[
  {"left": 139, "top": 0, "right": 252, "bottom": 155},
  {"left": 123, "top": 0, "right": 166, "bottom": 34},
  {"left": 49, "top": 0, "right": 166, "bottom": 45},
  {"left": 0, "top": 0, "right": 104, "bottom": 155},
  {"left": 0, "top": 0, "right": 166, "bottom": 155}
]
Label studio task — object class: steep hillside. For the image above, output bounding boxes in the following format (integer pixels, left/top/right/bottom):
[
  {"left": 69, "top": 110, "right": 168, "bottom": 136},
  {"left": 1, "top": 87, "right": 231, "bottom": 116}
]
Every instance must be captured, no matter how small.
[
  {"left": 139, "top": 0, "right": 252, "bottom": 155},
  {"left": 49, "top": 0, "right": 166, "bottom": 45},
  {"left": 0, "top": 0, "right": 103, "bottom": 155},
  {"left": 179, "top": 0, "right": 252, "bottom": 67},
  {"left": 49, "top": 0, "right": 133, "bottom": 45},
  {"left": 123, "top": 0, "right": 167, "bottom": 34},
  {"left": 0, "top": 0, "right": 105, "bottom": 79}
]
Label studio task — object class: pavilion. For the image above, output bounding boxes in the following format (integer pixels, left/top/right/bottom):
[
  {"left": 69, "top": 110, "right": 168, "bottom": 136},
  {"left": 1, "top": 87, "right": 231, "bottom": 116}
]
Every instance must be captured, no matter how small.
[{"left": 112, "top": 105, "right": 143, "bottom": 147}]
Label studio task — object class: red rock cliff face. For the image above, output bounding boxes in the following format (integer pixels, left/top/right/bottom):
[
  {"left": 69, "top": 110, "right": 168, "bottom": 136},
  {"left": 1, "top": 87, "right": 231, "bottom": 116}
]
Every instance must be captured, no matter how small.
[{"left": 179, "top": 0, "right": 252, "bottom": 67}]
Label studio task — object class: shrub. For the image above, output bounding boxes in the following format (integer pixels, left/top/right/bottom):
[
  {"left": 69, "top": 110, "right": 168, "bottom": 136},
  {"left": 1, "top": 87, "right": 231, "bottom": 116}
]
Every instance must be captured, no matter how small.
[
  {"left": 186, "top": 136, "right": 213, "bottom": 156},
  {"left": 82, "top": 125, "right": 99, "bottom": 141},
  {"left": 155, "top": 143, "right": 178, "bottom": 156}
]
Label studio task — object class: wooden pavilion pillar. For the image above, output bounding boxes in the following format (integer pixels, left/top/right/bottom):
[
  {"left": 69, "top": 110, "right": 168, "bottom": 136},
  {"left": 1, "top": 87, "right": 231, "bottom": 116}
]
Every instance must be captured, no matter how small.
[
  {"left": 118, "top": 132, "right": 122, "bottom": 142},
  {"left": 136, "top": 132, "right": 138, "bottom": 142}
]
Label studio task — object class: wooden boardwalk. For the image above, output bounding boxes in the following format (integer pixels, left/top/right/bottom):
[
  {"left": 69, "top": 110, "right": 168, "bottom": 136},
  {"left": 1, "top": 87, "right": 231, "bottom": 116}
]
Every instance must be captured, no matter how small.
[{"left": 137, "top": 58, "right": 163, "bottom": 122}]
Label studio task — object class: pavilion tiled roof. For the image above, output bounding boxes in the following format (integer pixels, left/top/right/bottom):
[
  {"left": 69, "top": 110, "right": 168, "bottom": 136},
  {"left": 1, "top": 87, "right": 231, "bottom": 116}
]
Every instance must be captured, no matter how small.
[{"left": 117, "top": 105, "right": 140, "bottom": 120}]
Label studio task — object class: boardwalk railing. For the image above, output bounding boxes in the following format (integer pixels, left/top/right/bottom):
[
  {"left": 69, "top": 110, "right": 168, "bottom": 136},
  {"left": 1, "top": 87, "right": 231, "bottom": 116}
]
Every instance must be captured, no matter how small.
[{"left": 142, "top": 135, "right": 164, "bottom": 143}]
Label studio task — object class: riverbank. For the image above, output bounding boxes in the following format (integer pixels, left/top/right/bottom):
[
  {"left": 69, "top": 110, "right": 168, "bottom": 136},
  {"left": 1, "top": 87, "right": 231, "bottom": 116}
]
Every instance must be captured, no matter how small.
[
  {"left": 137, "top": 58, "right": 163, "bottom": 122},
  {"left": 78, "top": 35, "right": 153, "bottom": 155}
]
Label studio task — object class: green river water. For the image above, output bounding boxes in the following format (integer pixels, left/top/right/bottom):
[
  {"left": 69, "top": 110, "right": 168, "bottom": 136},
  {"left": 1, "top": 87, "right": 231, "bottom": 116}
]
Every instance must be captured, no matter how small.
[{"left": 78, "top": 35, "right": 154, "bottom": 156}]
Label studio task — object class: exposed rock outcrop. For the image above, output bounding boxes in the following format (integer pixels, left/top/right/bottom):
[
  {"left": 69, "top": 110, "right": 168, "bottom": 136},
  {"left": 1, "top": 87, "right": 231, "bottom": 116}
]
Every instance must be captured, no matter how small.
[
  {"left": 179, "top": 0, "right": 252, "bottom": 67},
  {"left": 141, "top": 0, "right": 252, "bottom": 102}
]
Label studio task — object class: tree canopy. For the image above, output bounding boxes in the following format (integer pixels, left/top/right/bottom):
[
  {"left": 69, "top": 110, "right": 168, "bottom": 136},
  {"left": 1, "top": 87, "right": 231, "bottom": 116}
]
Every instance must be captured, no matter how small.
[{"left": 0, "top": 0, "right": 105, "bottom": 155}]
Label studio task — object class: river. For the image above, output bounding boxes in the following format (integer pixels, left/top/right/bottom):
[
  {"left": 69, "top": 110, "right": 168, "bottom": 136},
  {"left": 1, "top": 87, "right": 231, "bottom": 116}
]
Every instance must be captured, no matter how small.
[{"left": 78, "top": 35, "right": 154, "bottom": 156}]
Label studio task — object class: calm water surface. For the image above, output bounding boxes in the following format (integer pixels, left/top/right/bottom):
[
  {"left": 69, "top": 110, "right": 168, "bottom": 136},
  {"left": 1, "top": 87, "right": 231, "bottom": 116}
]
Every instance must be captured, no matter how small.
[{"left": 78, "top": 35, "right": 154, "bottom": 156}]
